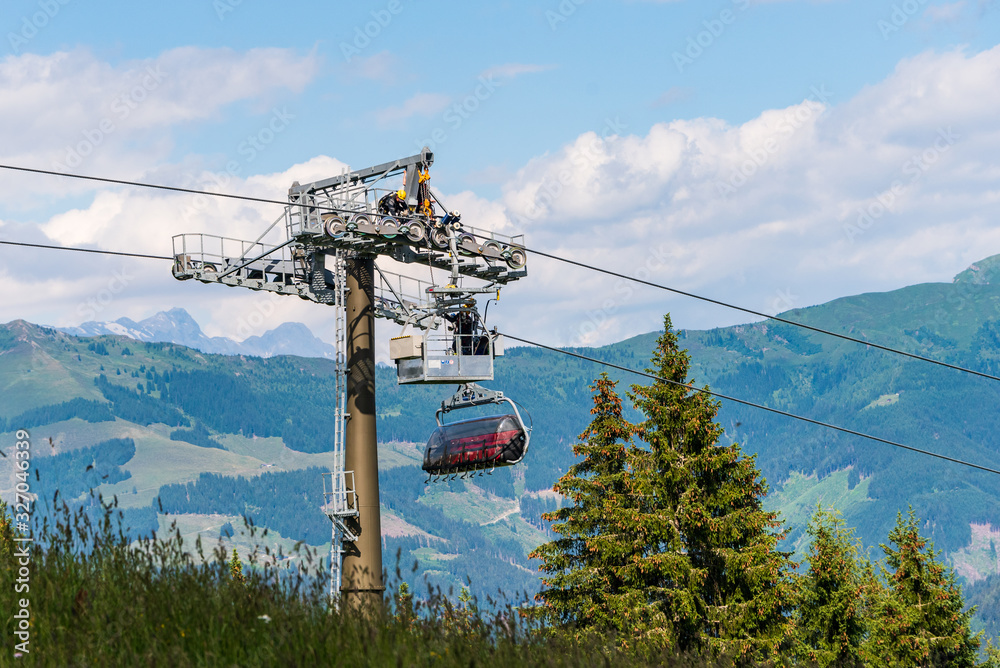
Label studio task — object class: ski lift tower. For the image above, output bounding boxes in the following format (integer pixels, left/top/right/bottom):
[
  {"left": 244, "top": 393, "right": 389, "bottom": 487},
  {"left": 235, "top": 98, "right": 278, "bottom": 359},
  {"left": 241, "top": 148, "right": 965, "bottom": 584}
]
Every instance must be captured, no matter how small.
[{"left": 171, "top": 148, "right": 528, "bottom": 611}]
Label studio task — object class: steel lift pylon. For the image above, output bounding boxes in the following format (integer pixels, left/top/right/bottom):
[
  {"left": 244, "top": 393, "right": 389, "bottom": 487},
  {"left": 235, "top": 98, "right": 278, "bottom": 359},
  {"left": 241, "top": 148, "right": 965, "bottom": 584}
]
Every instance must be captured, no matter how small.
[{"left": 171, "top": 148, "right": 528, "bottom": 610}]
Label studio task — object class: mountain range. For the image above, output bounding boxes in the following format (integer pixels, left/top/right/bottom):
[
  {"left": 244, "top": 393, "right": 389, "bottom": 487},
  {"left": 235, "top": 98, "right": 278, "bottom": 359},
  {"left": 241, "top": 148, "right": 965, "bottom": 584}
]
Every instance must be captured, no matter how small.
[
  {"left": 6, "top": 254, "right": 1000, "bottom": 629},
  {"left": 58, "top": 307, "right": 339, "bottom": 360}
]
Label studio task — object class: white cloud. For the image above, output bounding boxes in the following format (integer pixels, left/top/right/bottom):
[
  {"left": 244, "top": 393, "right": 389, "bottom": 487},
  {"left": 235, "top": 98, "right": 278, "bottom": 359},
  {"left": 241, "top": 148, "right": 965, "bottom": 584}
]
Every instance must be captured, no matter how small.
[
  {"left": 0, "top": 47, "right": 320, "bottom": 205},
  {"left": 39, "top": 155, "right": 349, "bottom": 258},
  {"left": 479, "top": 63, "right": 556, "bottom": 80},
  {"left": 479, "top": 45, "right": 1000, "bottom": 346},
  {"left": 375, "top": 92, "right": 452, "bottom": 125}
]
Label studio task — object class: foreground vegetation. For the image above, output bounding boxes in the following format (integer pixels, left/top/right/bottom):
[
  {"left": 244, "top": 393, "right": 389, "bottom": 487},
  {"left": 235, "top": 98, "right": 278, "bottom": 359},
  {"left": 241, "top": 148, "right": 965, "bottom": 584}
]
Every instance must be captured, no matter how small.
[
  {"left": 0, "top": 498, "right": 740, "bottom": 667},
  {"left": 4, "top": 313, "right": 1000, "bottom": 665},
  {"left": 530, "top": 316, "right": 996, "bottom": 667}
]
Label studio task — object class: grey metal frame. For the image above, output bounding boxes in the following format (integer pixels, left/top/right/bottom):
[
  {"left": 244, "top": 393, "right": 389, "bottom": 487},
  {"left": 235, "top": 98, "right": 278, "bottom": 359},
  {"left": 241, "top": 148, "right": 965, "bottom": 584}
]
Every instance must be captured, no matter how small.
[
  {"left": 423, "top": 383, "right": 533, "bottom": 482},
  {"left": 169, "top": 149, "right": 530, "bottom": 606}
]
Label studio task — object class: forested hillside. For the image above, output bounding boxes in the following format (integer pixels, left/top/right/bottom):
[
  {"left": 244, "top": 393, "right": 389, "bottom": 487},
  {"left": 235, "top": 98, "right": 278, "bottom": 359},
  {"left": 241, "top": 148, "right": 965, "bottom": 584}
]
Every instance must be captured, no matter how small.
[{"left": 3, "top": 256, "right": 1000, "bottom": 607}]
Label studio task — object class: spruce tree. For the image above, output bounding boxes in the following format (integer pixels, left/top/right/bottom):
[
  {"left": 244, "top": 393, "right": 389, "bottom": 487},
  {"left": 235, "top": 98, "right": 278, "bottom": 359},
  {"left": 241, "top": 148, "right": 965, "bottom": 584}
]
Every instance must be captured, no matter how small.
[
  {"left": 862, "top": 508, "right": 982, "bottom": 667},
  {"left": 229, "top": 548, "right": 246, "bottom": 586},
  {"left": 795, "top": 506, "right": 868, "bottom": 667},
  {"left": 612, "top": 314, "right": 796, "bottom": 659},
  {"left": 530, "top": 373, "right": 634, "bottom": 633}
]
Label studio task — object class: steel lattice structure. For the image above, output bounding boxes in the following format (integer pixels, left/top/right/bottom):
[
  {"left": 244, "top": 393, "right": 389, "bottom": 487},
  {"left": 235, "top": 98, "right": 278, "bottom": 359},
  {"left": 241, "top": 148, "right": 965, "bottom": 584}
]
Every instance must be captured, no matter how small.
[{"left": 170, "top": 148, "right": 528, "bottom": 607}]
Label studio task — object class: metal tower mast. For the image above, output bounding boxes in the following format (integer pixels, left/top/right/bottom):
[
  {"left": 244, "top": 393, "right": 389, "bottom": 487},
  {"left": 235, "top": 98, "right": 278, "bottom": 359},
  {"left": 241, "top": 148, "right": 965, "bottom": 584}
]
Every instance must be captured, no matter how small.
[{"left": 171, "top": 147, "right": 527, "bottom": 611}]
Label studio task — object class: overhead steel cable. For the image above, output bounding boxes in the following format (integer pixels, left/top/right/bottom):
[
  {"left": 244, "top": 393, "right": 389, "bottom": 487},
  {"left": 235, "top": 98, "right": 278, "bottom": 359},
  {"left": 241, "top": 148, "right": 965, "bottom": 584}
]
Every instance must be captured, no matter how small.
[
  {"left": 499, "top": 332, "right": 1000, "bottom": 477},
  {"left": 479, "top": 236, "right": 1000, "bottom": 384},
  {"left": 1, "top": 162, "right": 998, "bottom": 384},
  {"left": 0, "top": 239, "right": 171, "bottom": 260},
  {"left": 0, "top": 163, "right": 322, "bottom": 211},
  {"left": 0, "top": 233, "right": 996, "bottom": 476}
]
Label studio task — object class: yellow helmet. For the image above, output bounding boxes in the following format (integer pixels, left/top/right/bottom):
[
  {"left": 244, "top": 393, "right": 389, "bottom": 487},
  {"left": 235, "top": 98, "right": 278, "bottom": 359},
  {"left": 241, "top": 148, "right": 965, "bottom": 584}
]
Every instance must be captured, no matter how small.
[{"left": 396, "top": 189, "right": 406, "bottom": 199}]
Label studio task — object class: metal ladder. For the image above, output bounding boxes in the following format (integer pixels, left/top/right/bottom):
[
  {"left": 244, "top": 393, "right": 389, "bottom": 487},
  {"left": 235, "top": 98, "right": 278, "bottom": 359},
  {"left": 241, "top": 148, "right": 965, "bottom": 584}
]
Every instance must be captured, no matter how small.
[{"left": 322, "top": 249, "right": 357, "bottom": 606}]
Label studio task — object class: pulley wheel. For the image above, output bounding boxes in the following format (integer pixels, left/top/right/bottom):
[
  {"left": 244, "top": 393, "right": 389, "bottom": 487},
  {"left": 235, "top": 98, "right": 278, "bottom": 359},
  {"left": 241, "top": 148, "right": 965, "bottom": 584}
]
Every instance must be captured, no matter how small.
[
  {"left": 505, "top": 248, "right": 527, "bottom": 270},
  {"left": 324, "top": 215, "right": 347, "bottom": 237},
  {"left": 405, "top": 220, "right": 427, "bottom": 244},
  {"left": 171, "top": 261, "right": 191, "bottom": 280},
  {"left": 482, "top": 240, "right": 503, "bottom": 258},
  {"left": 379, "top": 216, "right": 399, "bottom": 238},
  {"left": 457, "top": 233, "right": 476, "bottom": 255},
  {"left": 431, "top": 227, "right": 450, "bottom": 249}
]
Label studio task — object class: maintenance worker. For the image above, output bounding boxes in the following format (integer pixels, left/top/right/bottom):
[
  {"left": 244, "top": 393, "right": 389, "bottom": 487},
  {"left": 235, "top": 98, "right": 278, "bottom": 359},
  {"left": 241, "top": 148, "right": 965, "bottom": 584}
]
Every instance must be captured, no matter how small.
[
  {"left": 378, "top": 189, "right": 408, "bottom": 216},
  {"left": 445, "top": 310, "right": 479, "bottom": 356}
]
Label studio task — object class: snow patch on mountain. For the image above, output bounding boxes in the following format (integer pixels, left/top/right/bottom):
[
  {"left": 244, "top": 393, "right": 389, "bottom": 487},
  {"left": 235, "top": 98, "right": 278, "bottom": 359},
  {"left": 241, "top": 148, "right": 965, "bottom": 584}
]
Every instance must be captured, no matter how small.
[{"left": 57, "top": 308, "right": 337, "bottom": 360}]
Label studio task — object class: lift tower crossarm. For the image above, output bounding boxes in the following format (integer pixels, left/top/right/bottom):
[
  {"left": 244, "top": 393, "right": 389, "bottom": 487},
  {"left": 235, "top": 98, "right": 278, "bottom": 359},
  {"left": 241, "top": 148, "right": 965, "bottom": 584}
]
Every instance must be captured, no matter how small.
[
  {"left": 288, "top": 148, "right": 434, "bottom": 200},
  {"left": 171, "top": 147, "right": 529, "bottom": 613}
]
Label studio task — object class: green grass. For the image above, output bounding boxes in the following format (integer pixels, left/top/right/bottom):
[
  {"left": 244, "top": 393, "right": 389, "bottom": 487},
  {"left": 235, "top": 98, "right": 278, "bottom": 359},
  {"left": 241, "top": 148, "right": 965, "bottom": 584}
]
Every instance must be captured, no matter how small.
[
  {"left": 0, "top": 501, "right": 729, "bottom": 667},
  {"left": 420, "top": 482, "right": 519, "bottom": 526},
  {"left": 765, "top": 469, "right": 877, "bottom": 560},
  {"left": 151, "top": 512, "right": 322, "bottom": 567}
]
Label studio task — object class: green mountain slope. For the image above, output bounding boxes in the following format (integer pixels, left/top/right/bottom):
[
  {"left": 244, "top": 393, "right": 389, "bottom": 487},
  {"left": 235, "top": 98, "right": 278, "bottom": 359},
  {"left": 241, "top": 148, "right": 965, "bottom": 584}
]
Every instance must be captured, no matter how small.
[{"left": 5, "top": 256, "right": 1000, "bottom": 605}]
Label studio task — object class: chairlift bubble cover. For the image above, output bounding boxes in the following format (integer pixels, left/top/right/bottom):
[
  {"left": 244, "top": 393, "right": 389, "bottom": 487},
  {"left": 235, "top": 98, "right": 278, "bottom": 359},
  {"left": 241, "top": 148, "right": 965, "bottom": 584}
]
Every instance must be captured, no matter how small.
[{"left": 423, "top": 414, "right": 527, "bottom": 475}]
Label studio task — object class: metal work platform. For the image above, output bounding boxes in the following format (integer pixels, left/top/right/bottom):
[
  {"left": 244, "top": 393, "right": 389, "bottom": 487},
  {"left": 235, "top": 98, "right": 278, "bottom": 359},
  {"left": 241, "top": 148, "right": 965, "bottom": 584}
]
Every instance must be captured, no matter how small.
[
  {"left": 391, "top": 332, "right": 501, "bottom": 384},
  {"left": 170, "top": 148, "right": 530, "bottom": 607}
]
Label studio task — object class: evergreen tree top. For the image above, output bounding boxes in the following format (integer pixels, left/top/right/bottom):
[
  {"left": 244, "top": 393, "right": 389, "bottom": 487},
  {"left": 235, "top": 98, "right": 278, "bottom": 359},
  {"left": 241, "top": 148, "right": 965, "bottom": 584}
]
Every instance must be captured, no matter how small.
[
  {"left": 865, "top": 508, "right": 981, "bottom": 667},
  {"left": 533, "top": 314, "right": 796, "bottom": 660}
]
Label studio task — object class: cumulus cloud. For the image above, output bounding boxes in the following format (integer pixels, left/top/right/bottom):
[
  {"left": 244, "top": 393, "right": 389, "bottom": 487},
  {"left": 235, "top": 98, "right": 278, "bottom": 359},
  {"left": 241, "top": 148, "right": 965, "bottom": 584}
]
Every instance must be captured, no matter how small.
[
  {"left": 9, "top": 45, "right": 1000, "bottom": 355},
  {"left": 375, "top": 92, "right": 452, "bottom": 125},
  {"left": 39, "top": 155, "right": 349, "bottom": 257},
  {"left": 481, "top": 45, "right": 1000, "bottom": 346},
  {"left": 0, "top": 47, "right": 320, "bottom": 205}
]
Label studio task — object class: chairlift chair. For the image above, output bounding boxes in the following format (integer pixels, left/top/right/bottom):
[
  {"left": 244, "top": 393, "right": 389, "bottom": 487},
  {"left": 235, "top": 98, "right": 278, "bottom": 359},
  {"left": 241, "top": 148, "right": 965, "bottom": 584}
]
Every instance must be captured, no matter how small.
[{"left": 422, "top": 383, "right": 531, "bottom": 479}]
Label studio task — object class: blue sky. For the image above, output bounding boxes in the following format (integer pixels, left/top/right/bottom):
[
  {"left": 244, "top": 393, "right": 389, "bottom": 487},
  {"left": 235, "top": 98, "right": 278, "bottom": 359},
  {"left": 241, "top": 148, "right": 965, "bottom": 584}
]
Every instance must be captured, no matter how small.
[{"left": 1, "top": 0, "right": 999, "bottom": 349}]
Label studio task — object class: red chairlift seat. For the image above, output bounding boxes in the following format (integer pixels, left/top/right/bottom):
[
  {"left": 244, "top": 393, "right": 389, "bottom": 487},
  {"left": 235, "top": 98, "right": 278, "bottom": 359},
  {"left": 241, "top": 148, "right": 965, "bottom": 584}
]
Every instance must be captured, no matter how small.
[
  {"left": 421, "top": 383, "right": 531, "bottom": 479},
  {"left": 423, "top": 414, "right": 527, "bottom": 476}
]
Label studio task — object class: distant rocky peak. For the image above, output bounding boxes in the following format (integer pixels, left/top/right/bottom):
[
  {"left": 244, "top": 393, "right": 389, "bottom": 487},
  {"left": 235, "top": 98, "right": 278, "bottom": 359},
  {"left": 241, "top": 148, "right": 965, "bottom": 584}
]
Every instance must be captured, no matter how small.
[
  {"left": 54, "top": 308, "right": 336, "bottom": 360},
  {"left": 954, "top": 254, "right": 1000, "bottom": 286}
]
